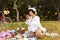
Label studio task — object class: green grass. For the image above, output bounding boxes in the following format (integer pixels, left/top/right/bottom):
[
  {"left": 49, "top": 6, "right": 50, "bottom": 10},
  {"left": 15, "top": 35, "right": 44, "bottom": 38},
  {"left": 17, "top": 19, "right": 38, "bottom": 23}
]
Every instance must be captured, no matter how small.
[
  {"left": 0, "top": 21, "right": 60, "bottom": 40},
  {"left": 39, "top": 21, "right": 60, "bottom": 40}
]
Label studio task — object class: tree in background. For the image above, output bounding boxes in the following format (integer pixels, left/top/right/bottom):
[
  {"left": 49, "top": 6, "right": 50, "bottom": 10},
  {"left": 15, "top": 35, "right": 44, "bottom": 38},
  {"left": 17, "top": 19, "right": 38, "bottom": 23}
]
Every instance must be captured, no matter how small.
[
  {"left": 0, "top": 0, "right": 59, "bottom": 21},
  {"left": 14, "top": 0, "right": 19, "bottom": 22},
  {"left": 50, "top": 0, "right": 60, "bottom": 20}
]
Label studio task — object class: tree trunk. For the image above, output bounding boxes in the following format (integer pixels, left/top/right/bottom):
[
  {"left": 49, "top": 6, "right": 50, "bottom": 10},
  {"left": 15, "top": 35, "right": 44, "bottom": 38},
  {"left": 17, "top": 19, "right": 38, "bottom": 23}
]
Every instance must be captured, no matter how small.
[{"left": 14, "top": 0, "right": 19, "bottom": 22}]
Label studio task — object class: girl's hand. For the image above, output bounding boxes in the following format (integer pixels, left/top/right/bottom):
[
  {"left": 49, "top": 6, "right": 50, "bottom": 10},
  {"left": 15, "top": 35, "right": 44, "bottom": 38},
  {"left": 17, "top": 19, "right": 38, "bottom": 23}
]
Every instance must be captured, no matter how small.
[{"left": 26, "top": 15, "right": 30, "bottom": 19}]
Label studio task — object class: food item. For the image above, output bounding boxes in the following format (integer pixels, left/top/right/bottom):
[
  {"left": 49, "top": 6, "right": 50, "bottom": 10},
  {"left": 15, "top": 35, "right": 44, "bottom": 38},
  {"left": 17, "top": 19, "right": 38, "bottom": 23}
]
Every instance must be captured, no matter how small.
[{"left": 19, "top": 28, "right": 25, "bottom": 34}]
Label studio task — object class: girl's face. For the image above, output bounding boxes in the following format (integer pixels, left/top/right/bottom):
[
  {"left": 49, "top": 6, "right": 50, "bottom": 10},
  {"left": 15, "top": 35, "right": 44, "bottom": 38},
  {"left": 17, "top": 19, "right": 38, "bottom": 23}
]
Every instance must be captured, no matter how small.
[
  {"left": 29, "top": 11, "right": 35, "bottom": 17},
  {"left": 29, "top": 11, "right": 34, "bottom": 16}
]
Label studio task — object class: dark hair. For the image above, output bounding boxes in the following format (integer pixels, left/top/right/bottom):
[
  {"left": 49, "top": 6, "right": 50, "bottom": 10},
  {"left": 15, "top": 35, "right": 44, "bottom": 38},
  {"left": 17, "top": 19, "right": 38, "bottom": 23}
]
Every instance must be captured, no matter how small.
[{"left": 27, "top": 9, "right": 35, "bottom": 14}]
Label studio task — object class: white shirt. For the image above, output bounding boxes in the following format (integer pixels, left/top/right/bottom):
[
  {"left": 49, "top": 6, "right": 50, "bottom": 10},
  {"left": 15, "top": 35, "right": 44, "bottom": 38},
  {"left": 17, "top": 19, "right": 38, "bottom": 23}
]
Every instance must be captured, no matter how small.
[{"left": 25, "top": 16, "right": 46, "bottom": 32}]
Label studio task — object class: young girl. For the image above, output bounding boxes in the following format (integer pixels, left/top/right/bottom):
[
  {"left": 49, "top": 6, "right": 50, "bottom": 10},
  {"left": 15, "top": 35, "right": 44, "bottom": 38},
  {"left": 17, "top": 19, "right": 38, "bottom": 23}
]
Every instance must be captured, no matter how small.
[
  {"left": 25, "top": 7, "right": 49, "bottom": 38},
  {"left": 25, "top": 7, "right": 59, "bottom": 39}
]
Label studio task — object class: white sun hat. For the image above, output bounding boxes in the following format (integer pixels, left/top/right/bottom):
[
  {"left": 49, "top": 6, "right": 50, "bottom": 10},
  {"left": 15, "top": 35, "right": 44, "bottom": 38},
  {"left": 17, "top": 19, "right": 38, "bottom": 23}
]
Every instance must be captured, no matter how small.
[{"left": 28, "top": 7, "right": 37, "bottom": 14}]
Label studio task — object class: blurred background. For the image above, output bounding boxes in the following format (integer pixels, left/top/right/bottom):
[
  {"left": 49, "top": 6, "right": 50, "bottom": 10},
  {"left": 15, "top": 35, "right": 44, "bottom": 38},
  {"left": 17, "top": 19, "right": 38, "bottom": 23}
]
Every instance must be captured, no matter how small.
[{"left": 0, "top": 0, "right": 59, "bottom": 22}]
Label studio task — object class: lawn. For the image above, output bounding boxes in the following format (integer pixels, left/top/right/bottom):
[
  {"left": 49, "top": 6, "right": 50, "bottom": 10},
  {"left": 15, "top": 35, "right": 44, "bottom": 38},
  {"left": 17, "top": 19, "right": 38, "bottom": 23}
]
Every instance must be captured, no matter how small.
[{"left": 0, "top": 21, "right": 60, "bottom": 40}]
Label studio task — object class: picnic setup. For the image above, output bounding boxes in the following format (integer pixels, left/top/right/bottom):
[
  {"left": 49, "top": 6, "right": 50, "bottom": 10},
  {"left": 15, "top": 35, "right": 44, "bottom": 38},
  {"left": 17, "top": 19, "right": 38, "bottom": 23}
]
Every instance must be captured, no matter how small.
[{"left": 0, "top": 0, "right": 60, "bottom": 40}]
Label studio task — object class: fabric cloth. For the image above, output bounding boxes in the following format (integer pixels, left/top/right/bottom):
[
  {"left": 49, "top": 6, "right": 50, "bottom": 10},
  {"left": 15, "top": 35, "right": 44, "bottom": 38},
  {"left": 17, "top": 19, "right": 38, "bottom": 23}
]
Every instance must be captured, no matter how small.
[{"left": 28, "top": 37, "right": 37, "bottom": 40}]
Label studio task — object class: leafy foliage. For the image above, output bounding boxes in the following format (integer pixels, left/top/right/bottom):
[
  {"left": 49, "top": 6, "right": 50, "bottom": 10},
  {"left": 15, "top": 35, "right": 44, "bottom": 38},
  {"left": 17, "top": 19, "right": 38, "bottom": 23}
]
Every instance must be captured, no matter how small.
[{"left": 0, "top": 0, "right": 59, "bottom": 21}]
